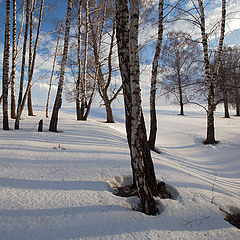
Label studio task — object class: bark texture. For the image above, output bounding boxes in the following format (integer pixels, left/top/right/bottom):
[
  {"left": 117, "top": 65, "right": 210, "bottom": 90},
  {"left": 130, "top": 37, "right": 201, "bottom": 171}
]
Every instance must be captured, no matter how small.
[
  {"left": 20, "top": 0, "right": 44, "bottom": 117},
  {"left": 11, "top": 0, "right": 17, "bottom": 119},
  {"left": 198, "top": 0, "right": 226, "bottom": 144},
  {"left": 149, "top": 0, "right": 164, "bottom": 150},
  {"left": 15, "top": 0, "right": 31, "bottom": 130},
  {"left": 49, "top": 0, "right": 73, "bottom": 132},
  {"left": 116, "top": 0, "right": 158, "bottom": 215},
  {"left": 46, "top": 22, "right": 63, "bottom": 118},
  {"left": 2, "top": 0, "right": 11, "bottom": 130}
]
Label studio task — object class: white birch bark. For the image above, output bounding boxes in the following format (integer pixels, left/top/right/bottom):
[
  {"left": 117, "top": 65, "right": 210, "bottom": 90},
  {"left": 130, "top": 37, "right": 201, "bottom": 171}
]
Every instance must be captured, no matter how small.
[
  {"left": 15, "top": 0, "right": 31, "bottom": 130},
  {"left": 197, "top": 0, "right": 226, "bottom": 144},
  {"left": 49, "top": 0, "right": 73, "bottom": 132},
  {"left": 149, "top": 0, "right": 164, "bottom": 150},
  {"left": 46, "top": 21, "right": 63, "bottom": 118},
  {"left": 20, "top": 0, "right": 44, "bottom": 116},
  {"left": 80, "top": 0, "right": 89, "bottom": 117},
  {"left": 2, "top": 0, "right": 11, "bottom": 130},
  {"left": 129, "top": 0, "right": 158, "bottom": 215},
  {"left": 11, "top": 0, "right": 17, "bottom": 119}
]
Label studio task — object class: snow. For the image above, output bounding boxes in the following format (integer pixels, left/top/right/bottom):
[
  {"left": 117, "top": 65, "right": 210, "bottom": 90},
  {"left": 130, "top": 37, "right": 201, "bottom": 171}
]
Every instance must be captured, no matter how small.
[{"left": 0, "top": 105, "right": 239, "bottom": 239}]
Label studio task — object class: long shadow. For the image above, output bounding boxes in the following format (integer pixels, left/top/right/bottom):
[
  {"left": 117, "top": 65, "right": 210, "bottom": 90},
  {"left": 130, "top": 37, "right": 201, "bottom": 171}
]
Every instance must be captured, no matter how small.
[
  {"left": 0, "top": 202, "right": 232, "bottom": 240},
  {"left": 0, "top": 178, "right": 110, "bottom": 191}
]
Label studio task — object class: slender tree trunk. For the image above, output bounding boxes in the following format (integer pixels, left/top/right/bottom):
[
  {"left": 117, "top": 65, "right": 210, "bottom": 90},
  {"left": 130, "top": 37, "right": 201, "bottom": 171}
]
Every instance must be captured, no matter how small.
[
  {"left": 80, "top": 0, "right": 89, "bottom": 118},
  {"left": 26, "top": 0, "right": 35, "bottom": 116},
  {"left": 15, "top": 0, "right": 31, "bottom": 130},
  {"left": 83, "top": 68, "right": 98, "bottom": 120},
  {"left": 2, "top": 0, "right": 11, "bottom": 130},
  {"left": 149, "top": 0, "right": 164, "bottom": 151},
  {"left": 177, "top": 69, "right": 184, "bottom": 116},
  {"left": 235, "top": 87, "right": 240, "bottom": 116},
  {"left": 89, "top": 10, "right": 115, "bottom": 123},
  {"left": 76, "top": 0, "right": 82, "bottom": 120},
  {"left": 198, "top": 0, "right": 226, "bottom": 144},
  {"left": 27, "top": 87, "right": 34, "bottom": 116},
  {"left": 11, "top": 0, "right": 17, "bottom": 119},
  {"left": 46, "top": 22, "right": 63, "bottom": 118},
  {"left": 49, "top": 0, "right": 73, "bottom": 132},
  {"left": 222, "top": 88, "right": 230, "bottom": 118},
  {"left": 20, "top": 0, "right": 44, "bottom": 117}
]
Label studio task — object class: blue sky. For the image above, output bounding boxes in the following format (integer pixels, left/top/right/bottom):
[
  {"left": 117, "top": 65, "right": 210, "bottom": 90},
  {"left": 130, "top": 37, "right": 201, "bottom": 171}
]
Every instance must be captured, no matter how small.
[{"left": 0, "top": 0, "right": 239, "bottom": 106}]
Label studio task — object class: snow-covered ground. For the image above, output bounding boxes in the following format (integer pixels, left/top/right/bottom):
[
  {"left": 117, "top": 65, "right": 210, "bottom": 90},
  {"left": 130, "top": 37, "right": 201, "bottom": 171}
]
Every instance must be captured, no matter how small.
[{"left": 0, "top": 105, "right": 239, "bottom": 239}]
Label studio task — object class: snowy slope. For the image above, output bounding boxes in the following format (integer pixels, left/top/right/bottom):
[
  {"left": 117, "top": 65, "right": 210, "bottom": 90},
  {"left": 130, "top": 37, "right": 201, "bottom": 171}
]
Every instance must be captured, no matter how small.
[{"left": 0, "top": 106, "right": 239, "bottom": 240}]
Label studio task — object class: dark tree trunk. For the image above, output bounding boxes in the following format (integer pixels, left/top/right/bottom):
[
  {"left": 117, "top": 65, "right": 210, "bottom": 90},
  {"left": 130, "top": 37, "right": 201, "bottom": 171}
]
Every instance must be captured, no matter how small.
[
  {"left": 2, "top": 0, "right": 11, "bottom": 130},
  {"left": 223, "top": 91, "right": 230, "bottom": 118},
  {"left": 205, "top": 94, "right": 216, "bottom": 144},
  {"left": 177, "top": 71, "right": 184, "bottom": 116},
  {"left": 28, "top": 87, "right": 34, "bottom": 116},
  {"left": 235, "top": 87, "right": 240, "bottom": 116},
  {"left": 49, "top": 0, "right": 73, "bottom": 132},
  {"left": 105, "top": 100, "right": 114, "bottom": 123},
  {"left": 38, "top": 119, "right": 43, "bottom": 132}
]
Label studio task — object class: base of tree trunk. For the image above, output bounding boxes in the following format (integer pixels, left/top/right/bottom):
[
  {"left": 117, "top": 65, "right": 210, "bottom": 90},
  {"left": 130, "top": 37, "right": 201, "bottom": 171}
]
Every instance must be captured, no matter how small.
[
  {"left": 38, "top": 119, "right": 43, "bottom": 132},
  {"left": 224, "top": 213, "right": 240, "bottom": 229},
  {"left": 203, "top": 139, "right": 219, "bottom": 145},
  {"left": 113, "top": 181, "right": 172, "bottom": 199}
]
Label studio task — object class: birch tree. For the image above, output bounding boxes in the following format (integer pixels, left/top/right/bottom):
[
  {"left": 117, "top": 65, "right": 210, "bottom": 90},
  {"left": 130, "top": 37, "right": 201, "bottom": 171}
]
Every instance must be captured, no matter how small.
[
  {"left": 89, "top": 0, "right": 122, "bottom": 123},
  {"left": 2, "top": 0, "right": 11, "bottom": 130},
  {"left": 80, "top": 0, "right": 89, "bottom": 119},
  {"left": 197, "top": 0, "right": 226, "bottom": 144},
  {"left": 11, "top": 0, "right": 17, "bottom": 119},
  {"left": 46, "top": 22, "right": 63, "bottom": 118},
  {"left": 116, "top": 0, "right": 158, "bottom": 215},
  {"left": 15, "top": 0, "right": 31, "bottom": 130},
  {"left": 149, "top": 0, "right": 164, "bottom": 150},
  {"left": 75, "top": 0, "right": 83, "bottom": 120},
  {"left": 159, "top": 31, "right": 202, "bottom": 115},
  {"left": 20, "top": 0, "right": 44, "bottom": 117},
  {"left": 49, "top": 0, "right": 73, "bottom": 132}
]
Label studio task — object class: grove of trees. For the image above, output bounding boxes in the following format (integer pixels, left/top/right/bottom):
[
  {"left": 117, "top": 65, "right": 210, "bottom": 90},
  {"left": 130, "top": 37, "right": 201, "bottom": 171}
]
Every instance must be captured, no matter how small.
[{"left": 1, "top": 0, "right": 239, "bottom": 215}]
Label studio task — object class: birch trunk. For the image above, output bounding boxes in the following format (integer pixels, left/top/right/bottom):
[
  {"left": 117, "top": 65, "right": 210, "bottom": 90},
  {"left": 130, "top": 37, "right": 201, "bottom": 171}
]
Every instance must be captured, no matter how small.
[
  {"left": 15, "top": 0, "right": 31, "bottom": 130},
  {"left": 49, "top": 0, "right": 73, "bottom": 132},
  {"left": 129, "top": 0, "right": 158, "bottom": 215},
  {"left": 116, "top": 0, "right": 135, "bottom": 186},
  {"left": 80, "top": 0, "right": 89, "bottom": 119},
  {"left": 116, "top": 0, "right": 158, "bottom": 215},
  {"left": 198, "top": 0, "right": 226, "bottom": 144},
  {"left": 2, "top": 0, "right": 11, "bottom": 130},
  {"left": 27, "top": 87, "right": 34, "bottom": 116},
  {"left": 25, "top": 0, "right": 36, "bottom": 116},
  {"left": 20, "top": 0, "right": 44, "bottom": 116},
  {"left": 46, "top": 22, "right": 63, "bottom": 118},
  {"left": 11, "top": 0, "right": 17, "bottom": 119},
  {"left": 177, "top": 65, "right": 184, "bottom": 116},
  {"left": 76, "top": 0, "right": 82, "bottom": 120},
  {"left": 149, "top": 0, "right": 164, "bottom": 150}
]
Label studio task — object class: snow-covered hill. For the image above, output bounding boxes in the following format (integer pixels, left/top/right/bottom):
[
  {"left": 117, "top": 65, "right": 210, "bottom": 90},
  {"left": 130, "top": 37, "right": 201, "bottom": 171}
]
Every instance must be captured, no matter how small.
[{"left": 0, "top": 105, "right": 239, "bottom": 239}]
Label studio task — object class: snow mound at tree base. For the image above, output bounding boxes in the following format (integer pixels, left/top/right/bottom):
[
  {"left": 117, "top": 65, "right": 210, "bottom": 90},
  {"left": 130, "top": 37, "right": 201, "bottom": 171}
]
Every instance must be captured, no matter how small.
[{"left": 220, "top": 205, "right": 240, "bottom": 229}]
